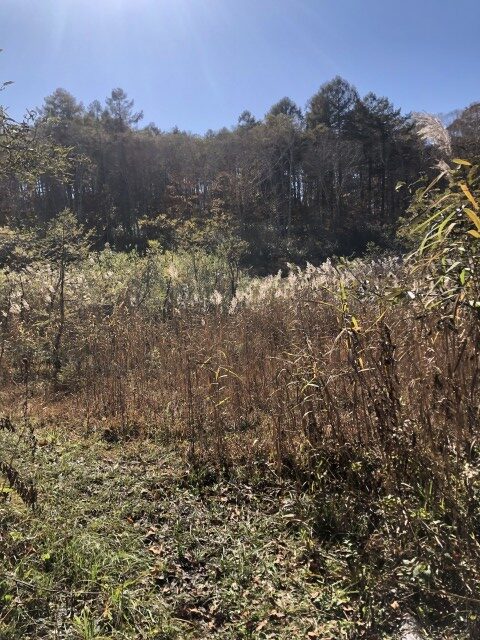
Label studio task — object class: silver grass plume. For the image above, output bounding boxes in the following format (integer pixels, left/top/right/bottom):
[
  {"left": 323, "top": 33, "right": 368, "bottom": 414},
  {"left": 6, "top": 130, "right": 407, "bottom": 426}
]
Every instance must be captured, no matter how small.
[{"left": 413, "top": 112, "right": 452, "bottom": 157}]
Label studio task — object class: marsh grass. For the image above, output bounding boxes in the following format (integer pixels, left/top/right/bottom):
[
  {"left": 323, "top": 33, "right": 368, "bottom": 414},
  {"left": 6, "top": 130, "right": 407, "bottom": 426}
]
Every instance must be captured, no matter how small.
[{"left": 1, "top": 252, "right": 480, "bottom": 638}]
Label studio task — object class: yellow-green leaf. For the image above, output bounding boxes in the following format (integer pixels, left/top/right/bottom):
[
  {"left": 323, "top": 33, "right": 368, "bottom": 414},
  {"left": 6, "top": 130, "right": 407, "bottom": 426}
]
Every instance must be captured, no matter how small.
[
  {"left": 460, "top": 182, "right": 479, "bottom": 210},
  {"left": 467, "top": 229, "right": 480, "bottom": 238},
  {"left": 465, "top": 208, "right": 480, "bottom": 232},
  {"left": 452, "top": 158, "right": 472, "bottom": 166}
]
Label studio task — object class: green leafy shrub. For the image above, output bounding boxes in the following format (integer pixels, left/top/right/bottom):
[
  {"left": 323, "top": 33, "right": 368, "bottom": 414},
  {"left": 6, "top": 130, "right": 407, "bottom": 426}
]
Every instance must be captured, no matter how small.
[{"left": 405, "top": 159, "right": 480, "bottom": 313}]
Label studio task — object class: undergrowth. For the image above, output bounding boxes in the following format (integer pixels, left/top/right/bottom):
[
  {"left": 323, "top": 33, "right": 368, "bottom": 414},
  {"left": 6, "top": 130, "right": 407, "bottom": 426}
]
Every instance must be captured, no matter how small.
[{"left": 1, "top": 429, "right": 479, "bottom": 638}]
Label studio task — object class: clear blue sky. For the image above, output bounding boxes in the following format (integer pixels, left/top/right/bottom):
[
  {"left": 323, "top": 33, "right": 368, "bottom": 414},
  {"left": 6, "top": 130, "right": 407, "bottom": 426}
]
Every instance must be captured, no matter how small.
[{"left": 1, "top": 0, "right": 479, "bottom": 132}]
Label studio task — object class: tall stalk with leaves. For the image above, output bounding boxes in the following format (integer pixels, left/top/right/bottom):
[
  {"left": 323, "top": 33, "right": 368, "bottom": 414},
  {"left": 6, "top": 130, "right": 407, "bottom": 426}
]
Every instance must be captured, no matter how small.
[
  {"left": 38, "top": 210, "right": 92, "bottom": 384},
  {"left": 405, "top": 158, "right": 480, "bottom": 316}
]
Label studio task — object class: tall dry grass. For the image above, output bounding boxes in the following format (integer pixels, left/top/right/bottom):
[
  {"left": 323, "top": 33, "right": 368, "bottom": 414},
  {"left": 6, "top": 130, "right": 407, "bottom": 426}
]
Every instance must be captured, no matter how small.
[{"left": 1, "top": 255, "right": 477, "bottom": 477}]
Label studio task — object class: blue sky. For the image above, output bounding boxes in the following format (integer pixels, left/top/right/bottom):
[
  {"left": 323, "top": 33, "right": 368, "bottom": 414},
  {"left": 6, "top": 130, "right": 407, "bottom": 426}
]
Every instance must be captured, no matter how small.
[{"left": 1, "top": 0, "right": 479, "bottom": 132}]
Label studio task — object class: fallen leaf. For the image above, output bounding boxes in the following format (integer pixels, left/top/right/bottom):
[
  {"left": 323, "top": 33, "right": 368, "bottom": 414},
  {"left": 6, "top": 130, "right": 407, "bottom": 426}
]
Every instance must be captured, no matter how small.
[
  {"left": 256, "top": 619, "right": 268, "bottom": 631},
  {"left": 148, "top": 544, "right": 163, "bottom": 555}
]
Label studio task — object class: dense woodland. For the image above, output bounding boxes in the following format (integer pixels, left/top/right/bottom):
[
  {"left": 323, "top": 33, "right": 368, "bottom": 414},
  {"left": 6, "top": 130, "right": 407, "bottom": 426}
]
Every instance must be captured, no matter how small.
[{"left": 1, "top": 76, "right": 478, "bottom": 270}]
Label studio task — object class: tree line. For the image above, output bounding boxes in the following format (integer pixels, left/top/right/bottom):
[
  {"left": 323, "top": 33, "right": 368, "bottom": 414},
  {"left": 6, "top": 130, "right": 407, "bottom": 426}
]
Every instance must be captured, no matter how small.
[{"left": 1, "top": 77, "right": 479, "bottom": 272}]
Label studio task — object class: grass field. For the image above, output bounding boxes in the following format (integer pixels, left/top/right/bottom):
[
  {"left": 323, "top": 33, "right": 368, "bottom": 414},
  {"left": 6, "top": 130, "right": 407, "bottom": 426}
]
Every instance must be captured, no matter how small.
[
  {"left": 0, "top": 426, "right": 370, "bottom": 639},
  {"left": 1, "top": 419, "right": 478, "bottom": 639},
  {"left": 1, "top": 248, "right": 479, "bottom": 639}
]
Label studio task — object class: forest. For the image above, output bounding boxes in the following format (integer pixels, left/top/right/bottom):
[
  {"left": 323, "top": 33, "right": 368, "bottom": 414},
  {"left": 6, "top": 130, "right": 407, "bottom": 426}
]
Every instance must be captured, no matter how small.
[
  {"left": 2, "top": 77, "right": 478, "bottom": 271},
  {"left": 1, "top": 71, "right": 480, "bottom": 640}
]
